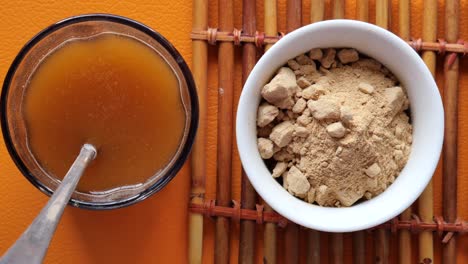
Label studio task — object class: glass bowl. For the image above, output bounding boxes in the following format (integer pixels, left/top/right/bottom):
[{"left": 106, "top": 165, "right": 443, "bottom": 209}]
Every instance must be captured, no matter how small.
[{"left": 1, "top": 14, "right": 198, "bottom": 209}]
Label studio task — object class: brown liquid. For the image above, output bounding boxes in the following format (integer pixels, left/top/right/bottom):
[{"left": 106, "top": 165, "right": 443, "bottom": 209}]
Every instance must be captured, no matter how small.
[{"left": 23, "top": 34, "right": 185, "bottom": 192}]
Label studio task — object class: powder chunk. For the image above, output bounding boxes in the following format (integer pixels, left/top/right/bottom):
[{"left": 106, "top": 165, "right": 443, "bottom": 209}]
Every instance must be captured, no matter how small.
[
  {"left": 326, "top": 122, "right": 346, "bottom": 138},
  {"left": 286, "top": 110, "right": 296, "bottom": 119},
  {"left": 365, "top": 163, "right": 381, "bottom": 178},
  {"left": 353, "top": 58, "right": 382, "bottom": 71},
  {"left": 292, "top": 98, "right": 307, "bottom": 113},
  {"left": 358, "top": 82, "right": 375, "bottom": 94},
  {"left": 340, "top": 106, "right": 355, "bottom": 127},
  {"left": 315, "top": 185, "right": 333, "bottom": 206},
  {"left": 309, "top": 48, "right": 323, "bottom": 60},
  {"left": 287, "top": 59, "right": 301, "bottom": 70},
  {"left": 272, "top": 162, "right": 287, "bottom": 178},
  {"left": 384, "top": 86, "right": 405, "bottom": 112},
  {"left": 297, "top": 114, "right": 312, "bottom": 126},
  {"left": 337, "top": 48, "right": 359, "bottom": 64},
  {"left": 306, "top": 188, "right": 316, "bottom": 203},
  {"left": 258, "top": 138, "right": 274, "bottom": 159},
  {"left": 275, "top": 98, "right": 295, "bottom": 109},
  {"left": 285, "top": 166, "right": 310, "bottom": 198},
  {"left": 257, "top": 103, "right": 279, "bottom": 127},
  {"left": 335, "top": 146, "right": 343, "bottom": 155},
  {"left": 270, "top": 121, "right": 295, "bottom": 147},
  {"left": 261, "top": 67, "right": 297, "bottom": 109},
  {"left": 297, "top": 77, "right": 311, "bottom": 88},
  {"left": 302, "top": 84, "right": 326, "bottom": 100},
  {"left": 296, "top": 65, "right": 317, "bottom": 75},
  {"left": 275, "top": 111, "right": 285, "bottom": 121},
  {"left": 303, "top": 71, "right": 323, "bottom": 84},
  {"left": 320, "top": 48, "right": 336, "bottom": 68},
  {"left": 307, "top": 98, "right": 340, "bottom": 120},
  {"left": 294, "top": 126, "right": 309, "bottom": 137},
  {"left": 335, "top": 189, "right": 363, "bottom": 207},
  {"left": 274, "top": 148, "right": 294, "bottom": 162},
  {"left": 296, "top": 54, "right": 315, "bottom": 66}
]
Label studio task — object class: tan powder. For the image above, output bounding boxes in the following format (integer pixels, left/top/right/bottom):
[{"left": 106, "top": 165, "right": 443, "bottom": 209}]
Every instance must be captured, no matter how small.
[{"left": 257, "top": 48, "right": 412, "bottom": 207}]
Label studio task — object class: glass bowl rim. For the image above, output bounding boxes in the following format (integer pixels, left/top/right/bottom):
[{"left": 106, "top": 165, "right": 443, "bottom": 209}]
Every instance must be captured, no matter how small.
[{"left": 0, "top": 13, "right": 199, "bottom": 210}]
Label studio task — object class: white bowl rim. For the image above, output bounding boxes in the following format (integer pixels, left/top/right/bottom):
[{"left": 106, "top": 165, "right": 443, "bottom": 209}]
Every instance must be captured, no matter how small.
[{"left": 236, "top": 20, "right": 444, "bottom": 232}]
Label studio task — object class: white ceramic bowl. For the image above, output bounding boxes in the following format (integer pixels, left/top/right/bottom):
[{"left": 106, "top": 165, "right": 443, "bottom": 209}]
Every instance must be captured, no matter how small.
[{"left": 236, "top": 20, "right": 444, "bottom": 232}]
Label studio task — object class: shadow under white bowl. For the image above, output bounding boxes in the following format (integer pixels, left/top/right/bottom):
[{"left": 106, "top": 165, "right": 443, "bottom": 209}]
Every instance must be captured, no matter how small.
[{"left": 236, "top": 20, "right": 444, "bottom": 232}]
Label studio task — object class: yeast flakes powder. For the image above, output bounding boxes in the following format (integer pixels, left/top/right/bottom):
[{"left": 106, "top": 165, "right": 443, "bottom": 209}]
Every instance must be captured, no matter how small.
[{"left": 256, "top": 48, "right": 412, "bottom": 207}]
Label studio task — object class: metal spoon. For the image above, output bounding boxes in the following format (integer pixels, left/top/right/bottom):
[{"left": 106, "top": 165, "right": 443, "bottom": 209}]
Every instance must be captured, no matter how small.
[{"left": 0, "top": 144, "right": 97, "bottom": 264}]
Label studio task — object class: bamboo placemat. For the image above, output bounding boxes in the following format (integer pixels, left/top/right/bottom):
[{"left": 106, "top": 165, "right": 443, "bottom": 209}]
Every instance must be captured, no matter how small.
[{"left": 189, "top": 1, "right": 468, "bottom": 263}]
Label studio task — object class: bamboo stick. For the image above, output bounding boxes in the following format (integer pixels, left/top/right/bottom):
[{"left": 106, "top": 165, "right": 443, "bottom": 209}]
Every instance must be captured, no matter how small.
[
  {"left": 356, "top": 0, "right": 368, "bottom": 22},
  {"left": 333, "top": 0, "right": 345, "bottom": 19},
  {"left": 263, "top": 217, "right": 277, "bottom": 264},
  {"left": 284, "top": 1, "right": 301, "bottom": 263},
  {"left": 305, "top": 3, "right": 324, "bottom": 264},
  {"left": 399, "top": 0, "right": 410, "bottom": 39},
  {"left": 264, "top": 0, "right": 277, "bottom": 52},
  {"left": 284, "top": 224, "right": 299, "bottom": 264},
  {"left": 286, "top": 0, "right": 302, "bottom": 32},
  {"left": 421, "top": 0, "right": 437, "bottom": 77},
  {"left": 239, "top": 1, "right": 257, "bottom": 263},
  {"left": 352, "top": 4, "right": 369, "bottom": 263},
  {"left": 375, "top": 230, "right": 390, "bottom": 264},
  {"left": 376, "top": 0, "right": 389, "bottom": 29},
  {"left": 443, "top": 1, "right": 459, "bottom": 263},
  {"left": 353, "top": 232, "right": 366, "bottom": 264},
  {"left": 310, "top": 0, "right": 324, "bottom": 23},
  {"left": 397, "top": 1, "right": 412, "bottom": 264},
  {"left": 215, "top": 0, "right": 234, "bottom": 263},
  {"left": 191, "top": 202, "right": 468, "bottom": 231},
  {"left": 398, "top": 210, "right": 412, "bottom": 263},
  {"left": 329, "top": 234, "right": 343, "bottom": 264},
  {"left": 328, "top": 3, "right": 345, "bottom": 264},
  {"left": 263, "top": 1, "right": 278, "bottom": 264},
  {"left": 306, "top": 230, "right": 320, "bottom": 264},
  {"left": 189, "top": 1, "right": 208, "bottom": 263},
  {"left": 375, "top": 2, "right": 391, "bottom": 263},
  {"left": 387, "top": 0, "right": 392, "bottom": 31},
  {"left": 191, "top": 31, "right": 468, "bottom": 54},
  {"left": 418, "top": 1, "right": 437, "bottom": 263}
]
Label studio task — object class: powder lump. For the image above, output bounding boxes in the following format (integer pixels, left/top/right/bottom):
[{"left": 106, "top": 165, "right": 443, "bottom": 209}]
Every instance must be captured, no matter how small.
[{"left": 257, "top": 48, "right": 412, "bottom": 207}]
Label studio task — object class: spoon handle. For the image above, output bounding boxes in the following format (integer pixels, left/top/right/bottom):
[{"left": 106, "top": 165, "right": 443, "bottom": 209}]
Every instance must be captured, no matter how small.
[{"left": 0, "top": 144, "right": 97, "bottom": 264}]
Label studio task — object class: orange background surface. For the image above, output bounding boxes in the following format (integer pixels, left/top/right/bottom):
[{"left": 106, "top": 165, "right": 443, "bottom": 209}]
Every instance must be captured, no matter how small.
[{"left": 0, "top": 0, "right": 468, "bottom": 263}]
